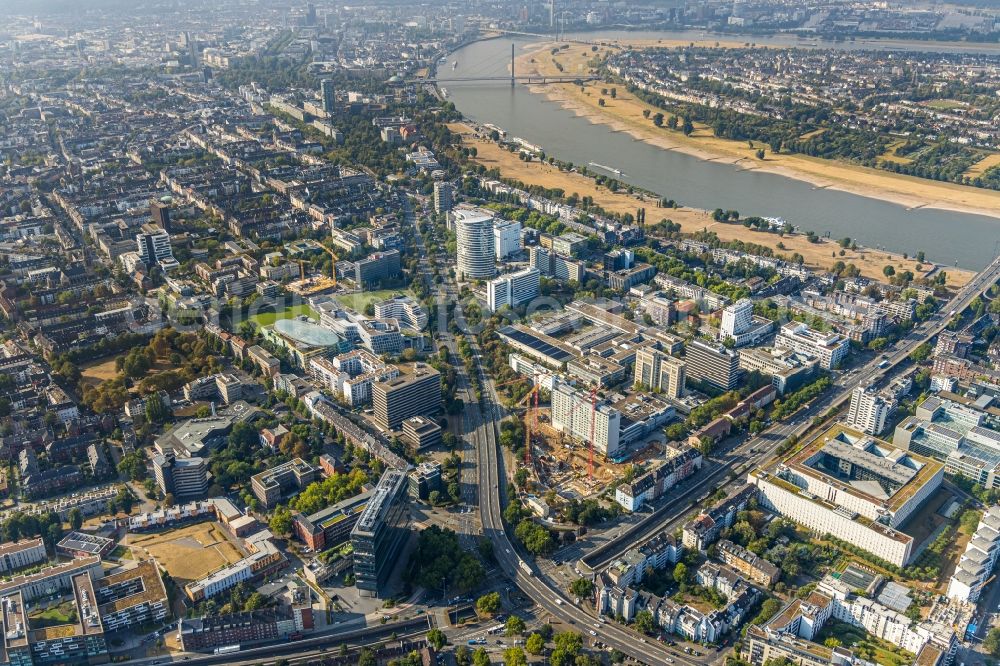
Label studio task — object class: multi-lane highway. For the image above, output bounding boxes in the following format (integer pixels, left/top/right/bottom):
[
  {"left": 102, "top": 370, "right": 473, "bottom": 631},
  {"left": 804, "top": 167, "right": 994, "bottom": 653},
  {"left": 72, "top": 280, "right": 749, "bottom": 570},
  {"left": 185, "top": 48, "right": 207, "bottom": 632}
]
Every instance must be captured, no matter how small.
[{"left": 463, "top": 348, "right": 706, "bottom": 665}]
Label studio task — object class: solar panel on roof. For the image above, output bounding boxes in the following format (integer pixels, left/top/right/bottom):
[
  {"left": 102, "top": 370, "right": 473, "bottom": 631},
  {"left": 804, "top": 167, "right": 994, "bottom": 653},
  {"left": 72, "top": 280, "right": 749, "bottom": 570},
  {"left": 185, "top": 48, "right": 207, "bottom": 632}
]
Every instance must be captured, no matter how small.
[{"left": 500, "top": 326, "right": 572, "bottom": 362}]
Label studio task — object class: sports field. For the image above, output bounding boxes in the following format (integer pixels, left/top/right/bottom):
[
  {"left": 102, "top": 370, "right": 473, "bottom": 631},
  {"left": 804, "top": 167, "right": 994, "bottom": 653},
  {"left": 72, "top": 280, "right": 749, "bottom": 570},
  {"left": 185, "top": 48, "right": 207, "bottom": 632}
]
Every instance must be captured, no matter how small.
[
  {"left": 248, "top": 303, "right": 321, "bottom": 327},
  {"left": 334, "top": 289, "right": 415, "bottom": 313},
  {"left": 124, "top": 522, "right": 244, "bottom": 583}
]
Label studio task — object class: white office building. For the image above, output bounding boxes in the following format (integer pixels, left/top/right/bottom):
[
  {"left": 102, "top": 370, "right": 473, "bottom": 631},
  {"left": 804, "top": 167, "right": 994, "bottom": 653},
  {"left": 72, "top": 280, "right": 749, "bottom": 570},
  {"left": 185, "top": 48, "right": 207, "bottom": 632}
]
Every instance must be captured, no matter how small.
[
  {"left": 720, "top": 298, "right": 752, "bottom": 339},
  {"left": 749, "top": 424, "right": 943, "bottom": 567},
  {"left": 454, "top": 208, "right": 496, "bottom": 280},
  {"left": 847, "top": 384, "right": 895, "bottom": 435},
  {"left": 494, "top": 220, "right": 522, "bottom": 260},
  {"left": 775, "top": 321, "right": 850, "bottom": 370},
  {"left": 136, "top": 224, "right": 174, "bottom": 268},
  {"left": 486, "top": 267, "right": 540, "bottom": 312},
  {"left": 718, "top": 298, "right": 773, "bottom": 347},
  {"left": 550, "top": 378, "right": 623, "bottom": 459},
  {"left": 373, "top": 295, "right": 428, "bottom": 331}
]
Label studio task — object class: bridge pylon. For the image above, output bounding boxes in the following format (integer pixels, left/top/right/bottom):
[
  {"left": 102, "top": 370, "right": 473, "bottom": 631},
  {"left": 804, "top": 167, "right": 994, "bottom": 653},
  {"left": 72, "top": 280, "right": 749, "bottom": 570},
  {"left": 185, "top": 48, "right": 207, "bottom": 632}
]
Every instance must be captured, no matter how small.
[{"left": 511, "top": 43, "right": 515, "bottom": 88}]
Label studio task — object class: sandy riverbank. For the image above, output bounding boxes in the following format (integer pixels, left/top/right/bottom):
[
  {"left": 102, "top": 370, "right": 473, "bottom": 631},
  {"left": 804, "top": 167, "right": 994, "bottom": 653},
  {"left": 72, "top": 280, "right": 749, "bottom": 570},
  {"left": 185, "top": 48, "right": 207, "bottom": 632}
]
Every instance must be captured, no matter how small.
[
  {"left": 511, "top": 41, "right": 1000, "bottom": 222},
  {"left": 449, "top": 121, "right": 973, "bottom": 288}
]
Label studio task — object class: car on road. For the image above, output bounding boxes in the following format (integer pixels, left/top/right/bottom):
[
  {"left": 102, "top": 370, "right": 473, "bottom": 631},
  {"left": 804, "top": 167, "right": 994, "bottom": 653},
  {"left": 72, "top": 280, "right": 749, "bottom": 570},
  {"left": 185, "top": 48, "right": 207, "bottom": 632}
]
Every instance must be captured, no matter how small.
[{"left": 589, "top": 630, "right": 597, "bottom": 636}]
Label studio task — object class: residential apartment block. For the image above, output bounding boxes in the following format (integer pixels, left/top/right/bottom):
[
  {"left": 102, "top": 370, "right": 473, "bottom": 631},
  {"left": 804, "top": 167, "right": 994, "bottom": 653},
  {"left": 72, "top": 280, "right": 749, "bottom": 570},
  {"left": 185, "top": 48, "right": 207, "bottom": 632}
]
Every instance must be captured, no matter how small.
[
  {"left": 743, "top": 573, "right": 955, "bottom": 666},
  {"left": 716, "top": 539, "right": 779, "bottom": 587},
  {"left": 947, "top": 504, "right": 1000, "bottom": 603},
  {"left": 373, "top": 295, "right": 427, "bottom": 331},
  {"left": 774, "top": 321, "right": 849, "bottom": 370},
  {"left": 0, "top": 539, "right": 47, "bottom": 574}
]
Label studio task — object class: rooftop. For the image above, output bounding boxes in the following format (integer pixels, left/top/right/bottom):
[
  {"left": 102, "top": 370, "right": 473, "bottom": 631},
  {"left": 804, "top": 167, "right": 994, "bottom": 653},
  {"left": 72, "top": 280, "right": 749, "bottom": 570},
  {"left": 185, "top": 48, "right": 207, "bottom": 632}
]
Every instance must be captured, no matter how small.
[
  {"left": 97, "top": 560, "right": 168, "bottom": 615},
  {"left": 272, "top": 318, "right": 342, "bottom": 348},
  {"left": 786, "top": 423, "right": 942, "bottom": 512},
  {"left": 56, "top": 532, "right": 114, "bottom": 555},
  {"left": 374, "top": 362, "right": 439, "bottom": 391},
  {"left": 354, "top": 470, "right": 407, "bottom": 535}
]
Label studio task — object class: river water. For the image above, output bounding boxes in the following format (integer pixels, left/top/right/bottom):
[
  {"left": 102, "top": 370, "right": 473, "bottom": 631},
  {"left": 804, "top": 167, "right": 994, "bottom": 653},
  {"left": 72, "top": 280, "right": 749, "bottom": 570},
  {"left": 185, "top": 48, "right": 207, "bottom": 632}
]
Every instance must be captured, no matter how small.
[{"left": 439, "top": 34, "right": 1000, "bottom": 270}]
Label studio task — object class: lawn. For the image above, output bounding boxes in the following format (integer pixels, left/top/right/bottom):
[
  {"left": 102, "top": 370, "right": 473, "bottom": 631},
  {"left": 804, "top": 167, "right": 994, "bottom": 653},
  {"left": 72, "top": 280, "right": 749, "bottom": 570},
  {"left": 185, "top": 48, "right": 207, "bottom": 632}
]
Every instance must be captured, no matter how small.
[
  {"left": 815, "top": 620, "right": 913, "bottom": 666},
  {"left": 878, "top": 139, "right": 914, "bottom": 165},
  {"left": 79, "top": 356, "right": 123, "bottom": 388},
  {"left": 248, "top": 303, "right": 321, "bottom": 327},
  {"left": 334, "top": 289, "right": 415, "bottom": 313},
  {"left": 29, "top": 601, "right": 78, "bottom": 629},
  {"left": 124, "top": 522, "right": 244, "bottom": 584},
  {"left": 965, "top": 153, "right": 1000, "bottom": 178}
]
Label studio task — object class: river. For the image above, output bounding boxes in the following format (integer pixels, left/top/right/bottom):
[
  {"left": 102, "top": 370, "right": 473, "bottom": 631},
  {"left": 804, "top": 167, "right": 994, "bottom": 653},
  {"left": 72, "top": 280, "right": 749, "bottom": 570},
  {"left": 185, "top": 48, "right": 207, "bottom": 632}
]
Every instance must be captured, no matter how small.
[{"left": 439, "top": 35, "right": 1000, "bottom": 270}]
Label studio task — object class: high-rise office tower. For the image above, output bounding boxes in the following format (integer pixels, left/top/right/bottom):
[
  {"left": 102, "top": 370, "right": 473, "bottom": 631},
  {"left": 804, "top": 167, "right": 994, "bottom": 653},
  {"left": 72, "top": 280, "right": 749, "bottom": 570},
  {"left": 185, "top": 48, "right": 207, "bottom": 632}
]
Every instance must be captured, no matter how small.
[
  {"left": 321, "top": 79, "right": 335, "bottom": 115},
  {"left": 453, "top": 209, "right": 495, "bottom": 280},
  {"left": 685, "top": 339, "right": 742, "bottom": 392},
  {"left": 351, "top": 470, "right": 410, "bottom": 597}
]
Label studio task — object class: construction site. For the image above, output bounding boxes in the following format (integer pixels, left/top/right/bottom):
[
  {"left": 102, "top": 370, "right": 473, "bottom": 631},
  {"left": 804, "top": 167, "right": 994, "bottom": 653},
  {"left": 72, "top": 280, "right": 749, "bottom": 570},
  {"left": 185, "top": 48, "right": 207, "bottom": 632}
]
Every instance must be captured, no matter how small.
[
  {"left": 529, "top": 407, "right": 668, "bottom": 500},
  {"left": 286, "top": 246, "right": 341, "bottom": 296},
  {"left": 286, "top": 275, "right": 339, "bottom": 297},
  {"left": 500, "top": 375, "right": 671, "bottom": 501}
]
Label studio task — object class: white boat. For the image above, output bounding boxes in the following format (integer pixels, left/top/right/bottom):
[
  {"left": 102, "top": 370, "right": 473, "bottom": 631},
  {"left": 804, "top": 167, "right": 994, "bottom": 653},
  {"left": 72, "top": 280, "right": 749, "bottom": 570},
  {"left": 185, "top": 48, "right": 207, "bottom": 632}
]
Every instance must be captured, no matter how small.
[{"left": 589, "top": 162, "right": 626, "bottom": 177}]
